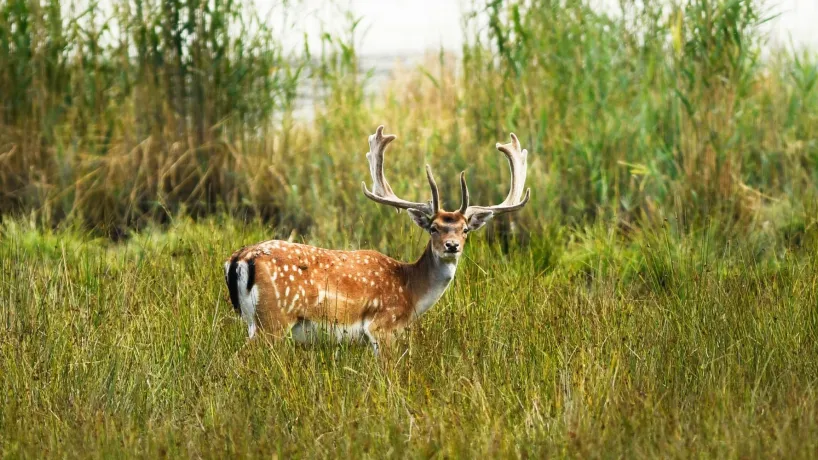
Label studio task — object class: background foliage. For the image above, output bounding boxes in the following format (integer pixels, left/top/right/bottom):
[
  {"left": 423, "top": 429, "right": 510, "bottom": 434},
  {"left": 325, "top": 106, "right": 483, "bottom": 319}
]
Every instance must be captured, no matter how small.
[{"left": 1, "top": 0, "right": 815, "bottom": 241}]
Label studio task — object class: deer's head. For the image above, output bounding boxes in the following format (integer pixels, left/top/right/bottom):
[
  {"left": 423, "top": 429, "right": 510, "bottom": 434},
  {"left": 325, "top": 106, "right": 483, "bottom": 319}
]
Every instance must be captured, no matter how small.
[{"left": 362, "top": 126, "right": 531, "bottom": 261}]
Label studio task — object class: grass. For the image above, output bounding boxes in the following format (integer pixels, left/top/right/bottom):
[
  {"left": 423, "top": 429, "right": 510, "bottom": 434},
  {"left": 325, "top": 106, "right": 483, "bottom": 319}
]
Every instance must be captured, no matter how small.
[
  {"left": 1, "top": 218, "right": 817, "bottom": 458},
  {"left": 2, "top": 0, "right": 818, "bottom": 457}
]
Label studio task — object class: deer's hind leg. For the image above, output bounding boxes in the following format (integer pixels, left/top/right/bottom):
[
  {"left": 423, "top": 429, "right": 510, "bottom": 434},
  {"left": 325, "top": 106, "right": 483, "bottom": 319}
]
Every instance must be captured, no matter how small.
[{"left": 250, "top": 261, "right": 298, "bottom": 340}]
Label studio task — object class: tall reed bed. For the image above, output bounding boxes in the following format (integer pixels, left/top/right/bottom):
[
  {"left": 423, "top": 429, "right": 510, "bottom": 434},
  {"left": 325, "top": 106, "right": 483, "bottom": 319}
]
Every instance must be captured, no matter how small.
[
  {"left": 0, "top": 0, "right": 816, "bottom": 244},
  {"left": 460, "top": 0, "right": 818, "bottom": 229},
  {"left": 0, "top": 0, "right": 300, "bottom": 236}
]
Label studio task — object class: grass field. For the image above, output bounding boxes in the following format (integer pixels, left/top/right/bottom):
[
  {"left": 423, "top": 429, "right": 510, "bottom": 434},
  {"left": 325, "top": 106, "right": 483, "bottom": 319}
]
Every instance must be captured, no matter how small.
[{"left": 1, "top": 218, "right": 817, "bottom": 458}]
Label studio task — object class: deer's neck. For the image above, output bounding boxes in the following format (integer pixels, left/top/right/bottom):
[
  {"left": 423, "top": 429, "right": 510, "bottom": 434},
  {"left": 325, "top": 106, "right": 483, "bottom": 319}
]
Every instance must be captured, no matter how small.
[{"left": 403, "top": 242, "right": 458, "bottom": 317}]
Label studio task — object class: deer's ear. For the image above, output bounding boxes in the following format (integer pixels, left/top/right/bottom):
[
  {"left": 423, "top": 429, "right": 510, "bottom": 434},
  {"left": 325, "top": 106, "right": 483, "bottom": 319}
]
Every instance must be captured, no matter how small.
[
  {"left": 407, "top": 209, "right": 433, "bottom": 231},
  {"left": 467, "top": 210, "right": 494, "bottom": 232}
]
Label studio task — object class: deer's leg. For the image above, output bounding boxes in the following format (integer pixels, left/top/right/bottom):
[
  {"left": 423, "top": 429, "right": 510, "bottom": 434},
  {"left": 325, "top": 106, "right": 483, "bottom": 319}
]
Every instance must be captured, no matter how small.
[
  {"left": 364, "top": 328, "right": 383, "bottom": 355},
  {"left": 365, "top": 319, "right": 402, "bottom": 357},
  {"left": 251, "top": 263, "right": 298, "bottom": 340},
  {"left": 254, "top": 307, "right": 295, "bottom": 340}
]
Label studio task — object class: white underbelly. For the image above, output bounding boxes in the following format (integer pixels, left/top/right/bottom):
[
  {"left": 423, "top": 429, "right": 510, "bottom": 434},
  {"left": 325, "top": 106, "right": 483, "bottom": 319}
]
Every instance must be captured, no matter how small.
[{"left": 290, "top": 319, "right": 372, "bottom": 344}]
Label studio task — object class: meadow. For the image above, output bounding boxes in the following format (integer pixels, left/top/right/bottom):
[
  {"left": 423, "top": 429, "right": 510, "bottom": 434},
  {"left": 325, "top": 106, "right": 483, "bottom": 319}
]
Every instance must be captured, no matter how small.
[
  {"left": 1, "top": 219, "right": 817, "bottom": 457},
  {"left": 1, "top": 0, "right": 818, "bottom": 457}
]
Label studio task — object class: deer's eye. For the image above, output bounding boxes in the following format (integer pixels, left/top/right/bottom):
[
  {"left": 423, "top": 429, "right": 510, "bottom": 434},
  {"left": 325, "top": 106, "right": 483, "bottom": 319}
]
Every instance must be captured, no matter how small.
[{"left": 429, "top": 226, "right": 439, "bottom": 234}]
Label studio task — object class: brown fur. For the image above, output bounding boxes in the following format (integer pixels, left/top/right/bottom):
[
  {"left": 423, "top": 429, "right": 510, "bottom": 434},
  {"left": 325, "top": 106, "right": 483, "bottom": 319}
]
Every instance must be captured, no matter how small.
[
  {"left": 226, "top": 212, "right": 471, "bottom": 350},
  {"left": 224, "top": 127, "right": 530, "bottom": 353}
]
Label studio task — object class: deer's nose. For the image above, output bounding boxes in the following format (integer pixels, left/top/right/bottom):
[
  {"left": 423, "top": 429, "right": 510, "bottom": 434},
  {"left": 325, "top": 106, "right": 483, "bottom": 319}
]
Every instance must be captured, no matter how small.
[{"left": 444, "top": 241, "right": 460, "bottom": 252}]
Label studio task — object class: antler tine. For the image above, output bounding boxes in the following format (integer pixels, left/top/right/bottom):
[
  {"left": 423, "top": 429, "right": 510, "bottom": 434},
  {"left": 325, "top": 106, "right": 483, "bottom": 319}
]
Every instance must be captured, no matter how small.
[
  {"left": 458, "top": 171, "right": 469, "bottom": 214},
  {"left": 366, "top": 125, "right": 396, "bottom": 198},
  {"left": 465, "top": 132, "right": 532, "bottom": 217},
  {"left": 425, "top": 164, "right": 440, "bottom": 214},
  {"left": 361, "top": 125, "right": 434, "bottom": 215}
]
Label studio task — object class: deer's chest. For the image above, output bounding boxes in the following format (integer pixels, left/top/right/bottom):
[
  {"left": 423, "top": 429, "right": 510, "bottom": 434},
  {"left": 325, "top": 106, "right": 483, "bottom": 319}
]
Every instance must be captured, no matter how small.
[{"left": 413, "top": 263, "right": 457, "bottom": 317}]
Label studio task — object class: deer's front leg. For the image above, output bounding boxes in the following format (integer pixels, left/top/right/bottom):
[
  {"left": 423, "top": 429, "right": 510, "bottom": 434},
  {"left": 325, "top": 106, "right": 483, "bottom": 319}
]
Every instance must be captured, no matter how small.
[
  {"left": 364, "top": 328, "right": 389, "bottom": 356},
  {"left": 366, "top": 316, "right": 409, "bottom": 357}
]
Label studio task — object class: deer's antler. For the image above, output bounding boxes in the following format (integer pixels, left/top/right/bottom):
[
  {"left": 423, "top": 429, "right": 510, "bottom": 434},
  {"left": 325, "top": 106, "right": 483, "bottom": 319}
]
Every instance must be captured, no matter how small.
[
  {"left": 362, "top": 125, "right": 439, "bottom": 215},
  {"left": 463, "top": 133, "right": 531, "bottom": 217}
]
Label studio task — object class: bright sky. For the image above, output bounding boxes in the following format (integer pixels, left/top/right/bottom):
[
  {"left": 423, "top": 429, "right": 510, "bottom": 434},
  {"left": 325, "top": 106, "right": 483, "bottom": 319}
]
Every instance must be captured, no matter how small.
[
  {"left": 759, "top": 0, "right": 818, "bottom": 49},
  {"left": 271, "top": 0, "right": 817, "bottom": 55}
]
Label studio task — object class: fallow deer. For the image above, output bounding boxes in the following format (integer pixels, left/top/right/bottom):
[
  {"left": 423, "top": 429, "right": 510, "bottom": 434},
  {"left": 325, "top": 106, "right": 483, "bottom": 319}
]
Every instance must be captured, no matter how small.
[{"left": 224, "top": 125, "right": 530, "bottom": 354}]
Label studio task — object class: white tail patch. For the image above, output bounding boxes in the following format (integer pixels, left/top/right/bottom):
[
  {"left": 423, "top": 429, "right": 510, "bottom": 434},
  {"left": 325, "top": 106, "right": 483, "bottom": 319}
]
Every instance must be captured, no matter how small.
[{"left": 236, "top": 261, "right": 259, "bottom": 338}]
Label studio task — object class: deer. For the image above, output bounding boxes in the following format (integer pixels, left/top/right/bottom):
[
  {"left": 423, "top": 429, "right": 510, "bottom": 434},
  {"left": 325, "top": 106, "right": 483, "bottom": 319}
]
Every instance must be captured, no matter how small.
[{"left": 224, "top": 125, "right": 531, "bottom": 354}]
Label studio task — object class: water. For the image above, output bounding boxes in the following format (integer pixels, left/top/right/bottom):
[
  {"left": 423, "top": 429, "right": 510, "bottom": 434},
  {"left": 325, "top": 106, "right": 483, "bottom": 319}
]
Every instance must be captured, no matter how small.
[
  {"left": 273, "top": 0, "right": 818, "bottom": 55},
  {"left": 278, "top": 0, "right": 817, "bottom": 120}
]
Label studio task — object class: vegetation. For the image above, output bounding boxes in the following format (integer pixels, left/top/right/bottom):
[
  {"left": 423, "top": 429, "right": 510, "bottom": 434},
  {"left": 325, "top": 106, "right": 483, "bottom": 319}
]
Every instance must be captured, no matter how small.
[
  {"left": 0, "top": 0, "right": 300, "bottom": 235},
  {"left": 1, "top": 0, "right": 817, "bottom": 457},
  {"left": 1, "top": 219, "right": 817, "bottom": 457},
  {"left": 1, "top": 0, "right": 815, "bottom": 240}
]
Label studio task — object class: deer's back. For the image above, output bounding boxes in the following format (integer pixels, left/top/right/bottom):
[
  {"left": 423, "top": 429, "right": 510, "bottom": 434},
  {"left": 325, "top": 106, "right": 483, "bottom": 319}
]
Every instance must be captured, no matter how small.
[{"left": 225, "top": 240, "right": 413, "bottom": 327}]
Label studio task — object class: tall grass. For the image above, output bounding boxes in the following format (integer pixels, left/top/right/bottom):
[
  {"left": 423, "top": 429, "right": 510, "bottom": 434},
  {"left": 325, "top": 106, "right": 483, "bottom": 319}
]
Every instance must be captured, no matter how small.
[
  {"left": 1, "top": 0, "right": 816, "bottom": 242},
  {"left": 1, "top": 219, "right": 817, "bottom": 457},
  {"left": 0, "top": 0, "right": 300, "bottom": 236},
  {"left": 463, "top": 0, "right": 817, "bottom": 228}
]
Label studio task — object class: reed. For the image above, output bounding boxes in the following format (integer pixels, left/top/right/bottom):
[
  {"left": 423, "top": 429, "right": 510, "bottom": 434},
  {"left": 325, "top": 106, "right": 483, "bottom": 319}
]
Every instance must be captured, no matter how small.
[{"left": 0, "top": 0, "right": 815, "bottom": 243}]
